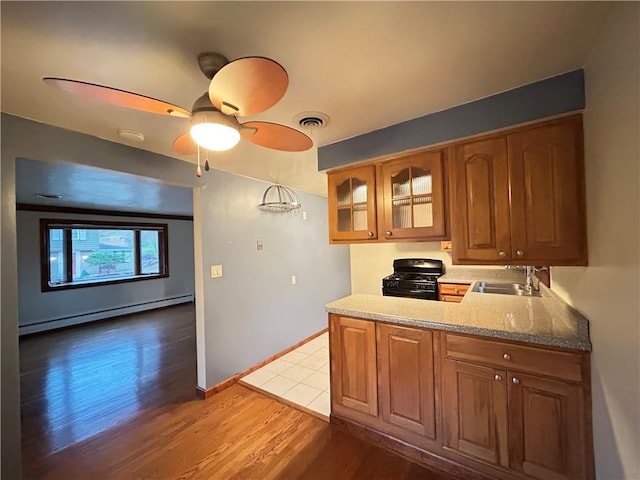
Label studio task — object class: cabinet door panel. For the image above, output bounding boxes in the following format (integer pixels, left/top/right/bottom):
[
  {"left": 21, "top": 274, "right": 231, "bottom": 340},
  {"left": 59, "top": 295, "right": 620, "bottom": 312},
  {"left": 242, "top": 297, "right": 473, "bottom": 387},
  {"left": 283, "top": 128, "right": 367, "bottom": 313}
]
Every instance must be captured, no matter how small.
[
  {"left": 452, "top": 137, "right": 511, "bottom": 262},
  {"left": 442, "top": 359, "right": 508, "bottom": 467},
  {"left": 330, "top": 315, "right": 378, "bottom": 417},
  {"left": 508, "top": 117, "right": 587, "bottom": 264},
  {"left": 381, "top": 150, "right": 447, "bottom": 240},
  {"left": 328, "top": 166, "right": 377, "bottom": 242},
  {"left": 508, "top": 372, "right": 587, "bottom": 480},
  {"left": 378, "top": 324, "right": 435, "bottom": 440}
]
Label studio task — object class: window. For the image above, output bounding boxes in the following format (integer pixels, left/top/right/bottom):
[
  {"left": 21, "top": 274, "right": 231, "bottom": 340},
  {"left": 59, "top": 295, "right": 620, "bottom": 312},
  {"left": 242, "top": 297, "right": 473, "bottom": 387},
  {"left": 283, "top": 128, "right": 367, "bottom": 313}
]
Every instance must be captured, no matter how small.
[{"left": 40, "top": 219, "right": 168, "bottom": 291}]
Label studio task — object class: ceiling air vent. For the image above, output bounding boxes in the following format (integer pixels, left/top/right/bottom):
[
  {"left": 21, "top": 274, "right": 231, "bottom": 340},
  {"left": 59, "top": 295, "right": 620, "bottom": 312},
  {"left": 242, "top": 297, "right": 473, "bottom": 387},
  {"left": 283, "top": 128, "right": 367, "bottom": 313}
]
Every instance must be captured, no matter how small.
[{"left": 294, "top": 111, "right": 330, "bottom": 130}]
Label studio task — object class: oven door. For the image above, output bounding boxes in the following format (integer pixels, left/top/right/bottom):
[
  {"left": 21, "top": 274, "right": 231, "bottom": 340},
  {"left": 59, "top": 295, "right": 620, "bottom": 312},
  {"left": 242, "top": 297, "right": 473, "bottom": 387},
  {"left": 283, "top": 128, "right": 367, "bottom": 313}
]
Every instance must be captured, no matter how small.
[{"left": 382, "top": 287, "right": 438, "bottom": 301}]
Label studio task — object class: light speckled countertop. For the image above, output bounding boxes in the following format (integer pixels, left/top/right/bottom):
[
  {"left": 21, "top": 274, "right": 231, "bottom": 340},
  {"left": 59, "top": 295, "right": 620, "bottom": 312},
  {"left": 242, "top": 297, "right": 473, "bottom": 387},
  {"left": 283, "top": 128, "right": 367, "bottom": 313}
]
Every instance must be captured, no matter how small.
[{"left": 327, "top": 270, "right": 591, "bottom": 351}]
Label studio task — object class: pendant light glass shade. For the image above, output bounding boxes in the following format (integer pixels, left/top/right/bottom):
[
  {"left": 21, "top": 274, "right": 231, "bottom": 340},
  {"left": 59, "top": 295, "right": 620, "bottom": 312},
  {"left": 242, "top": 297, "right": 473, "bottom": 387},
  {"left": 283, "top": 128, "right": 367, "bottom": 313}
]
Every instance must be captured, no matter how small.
[{"left": 190, "top": 110, "right": 240, "bottom": 152}]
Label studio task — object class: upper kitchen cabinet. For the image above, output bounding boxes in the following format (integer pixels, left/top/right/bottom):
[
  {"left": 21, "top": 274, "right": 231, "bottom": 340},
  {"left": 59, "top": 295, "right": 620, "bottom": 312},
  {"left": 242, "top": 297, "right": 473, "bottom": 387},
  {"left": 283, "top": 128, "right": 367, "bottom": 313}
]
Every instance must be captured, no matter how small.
[
  {"left": 328, "top": 165, "right": 377, "bottom": 242},
  {"left": 451, "top": 115, "right": 587, "bottom": 265},
  {"left": 327, "top": 149, "right": 448, "bottom": 243},
  {"left": 379, "top": 150, "right": 447, "bottom": 241},
  {"left": 508, "top": 116, "right": 587, "bottom": 264}
]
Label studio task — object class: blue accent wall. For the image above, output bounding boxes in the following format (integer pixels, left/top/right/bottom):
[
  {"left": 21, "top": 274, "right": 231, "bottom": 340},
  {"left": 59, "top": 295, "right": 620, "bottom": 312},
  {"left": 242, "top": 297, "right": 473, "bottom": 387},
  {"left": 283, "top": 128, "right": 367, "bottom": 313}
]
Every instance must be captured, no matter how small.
[{"left": 318, "top": 69, "right": 585, "bottom": 170}]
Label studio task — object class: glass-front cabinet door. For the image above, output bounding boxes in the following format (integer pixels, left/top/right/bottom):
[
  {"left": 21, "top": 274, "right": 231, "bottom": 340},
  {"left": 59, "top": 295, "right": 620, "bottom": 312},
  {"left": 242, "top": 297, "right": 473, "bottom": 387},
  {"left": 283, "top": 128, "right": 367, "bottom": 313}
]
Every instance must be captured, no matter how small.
[
  {"left": 380, "top": 150, "right": 447, "bottom": 240},
  {"left": 328, "top": 165, "right": 377, "bottom": 242}
]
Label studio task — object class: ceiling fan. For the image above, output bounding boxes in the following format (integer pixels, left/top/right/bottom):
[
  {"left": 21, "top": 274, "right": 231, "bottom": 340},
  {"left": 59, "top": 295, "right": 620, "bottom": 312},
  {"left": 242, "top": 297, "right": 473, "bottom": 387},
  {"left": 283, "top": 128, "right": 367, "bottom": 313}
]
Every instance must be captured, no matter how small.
[{"left": 43, "top": 52, "right": 313, "bottom": 175}]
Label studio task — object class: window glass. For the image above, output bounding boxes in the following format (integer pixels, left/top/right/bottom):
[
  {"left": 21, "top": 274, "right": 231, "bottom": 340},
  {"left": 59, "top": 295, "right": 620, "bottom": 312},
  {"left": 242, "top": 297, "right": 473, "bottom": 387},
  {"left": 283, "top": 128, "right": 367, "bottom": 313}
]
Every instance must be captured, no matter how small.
[
  {"left": 140, "top": 230, "right": 160, "bottom": 275},
  {"left": 76, "top": 230, "right": 135, "bottom": 282},
  {"left": 49, "top": 229, "right": 65, "bottom": 284},
  {"left": 42, "top": 221, "right": 167, "bottom": 290}
]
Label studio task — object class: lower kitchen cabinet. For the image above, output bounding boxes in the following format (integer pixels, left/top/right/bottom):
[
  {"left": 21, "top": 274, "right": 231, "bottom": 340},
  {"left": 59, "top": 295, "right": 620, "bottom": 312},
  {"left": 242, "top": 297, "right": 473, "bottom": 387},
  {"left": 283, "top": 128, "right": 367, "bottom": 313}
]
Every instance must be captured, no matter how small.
[
  {"left": 377, "top": 324, "right": 436, "bottom": 447},
  {"left": 508, "top": 372, "right": 588, "bottom": 480},
  {"left": 441, "top": 359, "right": 509, "bottom": 467},
  {"left": 329, "top": 314, "right": 594, "bottom": 480},
  {"left": 329, "top": 315, "right": 378, "bottom": 421},
  {"left": 441, "top": 332, "right": 592, "bottom": 480}
]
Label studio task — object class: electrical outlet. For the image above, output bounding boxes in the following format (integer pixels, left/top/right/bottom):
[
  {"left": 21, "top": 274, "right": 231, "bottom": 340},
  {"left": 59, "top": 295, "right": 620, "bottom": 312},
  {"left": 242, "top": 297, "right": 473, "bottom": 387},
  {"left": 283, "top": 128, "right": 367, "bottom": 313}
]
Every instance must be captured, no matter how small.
[{"left": 302, "top": 211, "right": 308, "bottom": 220}]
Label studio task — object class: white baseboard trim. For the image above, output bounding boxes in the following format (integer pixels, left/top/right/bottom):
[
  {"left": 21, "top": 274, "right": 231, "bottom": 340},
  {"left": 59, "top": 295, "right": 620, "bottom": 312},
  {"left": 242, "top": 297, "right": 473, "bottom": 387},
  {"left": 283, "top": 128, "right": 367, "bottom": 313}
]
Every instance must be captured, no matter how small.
[{"left": 18, "top": 294, "right": 194, "bottom": 335}]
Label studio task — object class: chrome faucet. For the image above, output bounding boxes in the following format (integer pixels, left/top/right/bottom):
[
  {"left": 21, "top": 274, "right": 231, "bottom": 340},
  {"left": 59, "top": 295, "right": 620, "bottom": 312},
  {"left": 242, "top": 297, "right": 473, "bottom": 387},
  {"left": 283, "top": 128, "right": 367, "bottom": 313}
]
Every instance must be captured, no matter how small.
[
  {"left": 524, "top": 266, "right": 535, "bottom": 294},
  {"left": 505, "top": 265, "right": 538, "bottom": 295}
]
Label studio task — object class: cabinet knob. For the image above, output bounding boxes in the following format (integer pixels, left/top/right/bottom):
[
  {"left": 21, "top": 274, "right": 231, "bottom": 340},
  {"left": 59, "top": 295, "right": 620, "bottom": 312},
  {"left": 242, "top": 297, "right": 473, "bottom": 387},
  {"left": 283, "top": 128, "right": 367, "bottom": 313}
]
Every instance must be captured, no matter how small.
[
  {"left": 494, "top": 374, "right": 502, "bottom": 382},
  {"left": 498, "top": 251, "right": 506, "bottom": 258},
  {"left": 512, "top": 377, "right": 520, "bottom": 384},
  {"left": 385, "top": 231, "right": 393, "bottom": 236},
  {"left": 516, "top": 250, "right": 524, "bottom": 257},
  {"left": 503, "top": 353, "right": 511, "bottom": 361},
  {"left": 367, "top": 231, "right": 374, "bottom": 237}
]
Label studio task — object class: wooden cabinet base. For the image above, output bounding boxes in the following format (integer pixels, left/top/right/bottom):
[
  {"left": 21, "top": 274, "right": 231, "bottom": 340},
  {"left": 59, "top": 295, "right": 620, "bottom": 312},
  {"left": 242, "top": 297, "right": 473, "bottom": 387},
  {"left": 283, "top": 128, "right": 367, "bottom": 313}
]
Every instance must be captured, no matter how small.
[
  {"left": 331, "top": 415, "right": 517, "bottom": 480},
  {"left": 330, "top": 315, "right": 594, "bottom": 480}
]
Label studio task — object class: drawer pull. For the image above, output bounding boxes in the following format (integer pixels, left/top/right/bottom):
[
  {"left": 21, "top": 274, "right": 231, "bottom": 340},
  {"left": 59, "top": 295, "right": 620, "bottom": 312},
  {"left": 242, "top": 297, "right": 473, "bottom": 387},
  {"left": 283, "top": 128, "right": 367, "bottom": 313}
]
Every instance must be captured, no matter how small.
[
  {"left": 494, "top": 374, "right": 502, "bottom": 382},
  {"left": 512, "top": 377, "right": 520, "bottom": 384},
  {"left": 503, "top": 353, "right": 511, "bottom": 361}
]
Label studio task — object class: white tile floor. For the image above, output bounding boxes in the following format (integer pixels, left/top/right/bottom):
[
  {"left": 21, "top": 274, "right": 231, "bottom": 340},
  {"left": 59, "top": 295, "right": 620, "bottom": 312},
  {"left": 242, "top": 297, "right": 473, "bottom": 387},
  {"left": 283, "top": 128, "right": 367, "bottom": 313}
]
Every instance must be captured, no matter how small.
[{"left": 240, "top": 332, "right": 330, "bottom": 418}]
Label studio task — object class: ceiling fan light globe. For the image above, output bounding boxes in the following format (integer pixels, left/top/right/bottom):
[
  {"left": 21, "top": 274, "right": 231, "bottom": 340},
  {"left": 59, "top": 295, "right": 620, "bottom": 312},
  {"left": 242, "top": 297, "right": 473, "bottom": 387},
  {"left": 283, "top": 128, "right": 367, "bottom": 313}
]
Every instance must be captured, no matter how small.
[{"left": 190, "top": 122, "right": 240, "bottom": 152}]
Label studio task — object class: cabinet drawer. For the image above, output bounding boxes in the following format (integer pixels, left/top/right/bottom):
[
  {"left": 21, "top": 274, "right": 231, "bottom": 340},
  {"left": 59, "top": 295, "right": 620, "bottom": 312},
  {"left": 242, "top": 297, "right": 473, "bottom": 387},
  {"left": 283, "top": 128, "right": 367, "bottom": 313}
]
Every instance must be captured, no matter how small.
[
  {"left": 439, "top": 283, "right": 470, "bottom": 296},
  {"left": 444, "top": 333, "right": 583, "bottom": 382},
  {"left": 439, "top": 294, "right": 464, "bottom": 303}
]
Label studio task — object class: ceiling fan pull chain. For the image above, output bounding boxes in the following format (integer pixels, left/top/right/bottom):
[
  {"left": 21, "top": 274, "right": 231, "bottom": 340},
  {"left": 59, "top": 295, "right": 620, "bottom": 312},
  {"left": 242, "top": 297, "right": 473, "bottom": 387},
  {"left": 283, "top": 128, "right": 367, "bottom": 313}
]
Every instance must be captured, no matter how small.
[
  {"left": 196, "top": 145, "right": 202, "bottom": 177},
  {"left": 205, "top": 149, "right": 210, "bottom": 171}
]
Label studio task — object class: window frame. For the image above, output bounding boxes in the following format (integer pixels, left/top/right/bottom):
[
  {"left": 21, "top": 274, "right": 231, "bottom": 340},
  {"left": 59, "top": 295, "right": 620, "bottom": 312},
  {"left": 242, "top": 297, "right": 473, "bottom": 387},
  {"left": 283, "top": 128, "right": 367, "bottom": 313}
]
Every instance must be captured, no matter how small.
[{"left": 40, "top": 219, "right": 169, "bottom": 292}]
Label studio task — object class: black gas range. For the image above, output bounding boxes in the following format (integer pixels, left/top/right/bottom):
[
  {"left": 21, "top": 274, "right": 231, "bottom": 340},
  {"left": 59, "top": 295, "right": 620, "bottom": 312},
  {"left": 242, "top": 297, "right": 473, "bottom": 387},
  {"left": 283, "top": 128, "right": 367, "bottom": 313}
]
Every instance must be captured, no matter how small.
[{"left": 382, "top": 258, "right": 445, "bottom": 301}]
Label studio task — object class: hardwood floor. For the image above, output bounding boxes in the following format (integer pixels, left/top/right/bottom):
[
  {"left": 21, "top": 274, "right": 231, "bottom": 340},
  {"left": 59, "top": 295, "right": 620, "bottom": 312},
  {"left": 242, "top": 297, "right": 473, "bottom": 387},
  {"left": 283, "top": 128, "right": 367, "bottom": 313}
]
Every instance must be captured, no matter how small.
[
  {"left": 20, "top": 303, "right": 198, "bottom": 475},
  {"left": 20, "top": 303, "right": 453, "bottom": 480}
]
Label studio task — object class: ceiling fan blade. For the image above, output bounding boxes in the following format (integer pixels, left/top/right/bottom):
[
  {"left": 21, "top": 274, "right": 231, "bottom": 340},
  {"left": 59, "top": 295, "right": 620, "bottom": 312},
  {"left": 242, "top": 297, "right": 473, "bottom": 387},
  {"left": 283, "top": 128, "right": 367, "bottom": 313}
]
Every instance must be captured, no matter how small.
[
  {"left": 173, "top": 132, "right": 198, "bottom": 155},
  {"left": 43, "top": 77, "right": 191, "bottom": 118},
  {"left": 240, "top": 121, "right": 313, "bottom": 152},
  {"left": 209, "top": 57, "right": 288, "bottom": 117}
]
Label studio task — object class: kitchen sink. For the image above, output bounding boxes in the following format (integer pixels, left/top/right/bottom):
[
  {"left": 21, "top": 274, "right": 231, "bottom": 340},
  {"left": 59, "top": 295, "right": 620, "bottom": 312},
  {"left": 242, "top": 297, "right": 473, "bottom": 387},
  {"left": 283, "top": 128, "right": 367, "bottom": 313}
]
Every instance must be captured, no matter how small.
[{"left": 472, "top": 281, "right": 541, "bottom": 297}]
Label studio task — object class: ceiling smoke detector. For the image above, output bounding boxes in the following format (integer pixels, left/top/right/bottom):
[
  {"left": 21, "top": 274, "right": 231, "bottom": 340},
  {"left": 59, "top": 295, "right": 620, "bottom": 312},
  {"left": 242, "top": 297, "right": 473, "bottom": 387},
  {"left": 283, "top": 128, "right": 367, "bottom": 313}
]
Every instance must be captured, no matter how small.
[
  {"left": 294, "top": 111, "right": 330, "bottom": 130},
  {"left": 117, "top": 129, "right": 145, "bottom": 142}
]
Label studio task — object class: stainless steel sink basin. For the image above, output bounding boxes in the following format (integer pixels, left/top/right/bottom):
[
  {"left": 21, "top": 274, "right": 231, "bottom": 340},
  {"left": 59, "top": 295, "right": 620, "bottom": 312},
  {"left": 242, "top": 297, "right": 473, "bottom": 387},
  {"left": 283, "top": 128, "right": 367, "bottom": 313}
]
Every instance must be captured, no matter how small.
[{"left": 472, "top": 282, "right": 541, "bottom": 297}]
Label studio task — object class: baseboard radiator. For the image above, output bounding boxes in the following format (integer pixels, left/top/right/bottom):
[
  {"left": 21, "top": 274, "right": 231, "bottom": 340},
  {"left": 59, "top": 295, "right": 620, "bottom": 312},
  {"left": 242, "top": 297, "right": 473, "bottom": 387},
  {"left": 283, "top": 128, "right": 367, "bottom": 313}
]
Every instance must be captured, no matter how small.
[{"left": 18, "top": 294, "right": 194, "bottom": 335}]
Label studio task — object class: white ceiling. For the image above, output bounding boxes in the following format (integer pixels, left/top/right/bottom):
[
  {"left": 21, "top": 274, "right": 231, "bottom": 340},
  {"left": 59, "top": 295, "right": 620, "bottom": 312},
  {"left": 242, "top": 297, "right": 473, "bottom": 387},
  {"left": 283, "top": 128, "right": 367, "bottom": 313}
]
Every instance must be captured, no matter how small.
[{"left": 2, "top": 1, "right": 614, "bottom": 201}]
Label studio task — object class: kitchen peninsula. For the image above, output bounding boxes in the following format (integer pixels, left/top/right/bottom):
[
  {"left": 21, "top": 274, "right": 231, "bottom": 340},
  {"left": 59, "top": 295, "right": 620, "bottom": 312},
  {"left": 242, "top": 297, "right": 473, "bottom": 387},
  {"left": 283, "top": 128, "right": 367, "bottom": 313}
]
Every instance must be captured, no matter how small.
[{"left": 326, "top": 271, "right": 593, "bottom": 480}]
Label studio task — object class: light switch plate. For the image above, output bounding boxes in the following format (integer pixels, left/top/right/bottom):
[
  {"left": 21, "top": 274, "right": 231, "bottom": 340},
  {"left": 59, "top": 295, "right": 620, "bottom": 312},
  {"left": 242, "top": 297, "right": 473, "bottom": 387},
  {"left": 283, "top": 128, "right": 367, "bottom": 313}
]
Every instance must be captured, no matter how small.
[
  {"left": 257, "top": 240, "right": 264, "bottom": 250},
  {"left": 211, "top": 265, "right": 223, "bottom": 278}
]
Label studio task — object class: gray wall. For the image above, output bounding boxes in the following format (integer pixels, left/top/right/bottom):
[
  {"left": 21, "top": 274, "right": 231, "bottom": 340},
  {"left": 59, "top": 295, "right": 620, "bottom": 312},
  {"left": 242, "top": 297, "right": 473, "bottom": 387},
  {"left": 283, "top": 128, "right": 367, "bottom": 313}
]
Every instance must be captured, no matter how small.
[
  {"left": 199, "top": 171, "right": 351, "bottom": 385},
  {"left": 0, "top": 114, "right": 351, "bottom": 478},
  {"left": 16, "top": 210, "right": 195, "bottom": 332}
]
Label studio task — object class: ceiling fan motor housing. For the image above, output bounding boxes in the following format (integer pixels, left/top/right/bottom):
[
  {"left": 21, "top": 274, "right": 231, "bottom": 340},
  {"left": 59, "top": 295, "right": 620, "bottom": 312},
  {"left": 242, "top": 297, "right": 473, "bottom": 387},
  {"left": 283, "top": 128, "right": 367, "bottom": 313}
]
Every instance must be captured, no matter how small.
[
  {"left": 191, "top": 93, "right": 240, "bottom": 130},
  {"left": 197, "top": 52, "right": 229, "bottom": 79}
]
